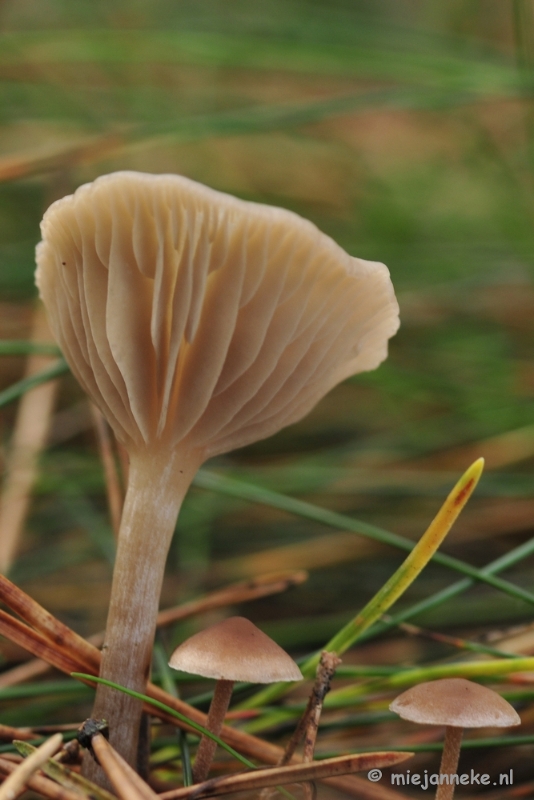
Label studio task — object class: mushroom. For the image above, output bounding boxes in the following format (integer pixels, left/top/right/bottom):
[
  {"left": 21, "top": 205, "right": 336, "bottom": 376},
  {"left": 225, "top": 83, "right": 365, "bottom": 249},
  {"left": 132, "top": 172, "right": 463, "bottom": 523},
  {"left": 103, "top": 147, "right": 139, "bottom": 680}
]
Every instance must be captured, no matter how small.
[
  {"left": 35, "top": 171, "right": 399, "bottom": 776},
  {"left": 390, "top": 678, "right": 520, "bottom": 799},
  {"left": 169, "top": 616, "right": 302, "bottom": 782}
]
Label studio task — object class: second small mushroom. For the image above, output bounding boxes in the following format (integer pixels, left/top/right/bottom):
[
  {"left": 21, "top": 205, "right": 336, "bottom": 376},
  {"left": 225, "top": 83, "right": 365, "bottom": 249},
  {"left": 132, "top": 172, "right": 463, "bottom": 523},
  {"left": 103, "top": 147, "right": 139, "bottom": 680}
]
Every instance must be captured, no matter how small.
[
  {"left": 169, "top": 616, "right": 303, "bottom": 782},
  {"left": 390, "top": 678, "right": 520, "bottom": 800}
]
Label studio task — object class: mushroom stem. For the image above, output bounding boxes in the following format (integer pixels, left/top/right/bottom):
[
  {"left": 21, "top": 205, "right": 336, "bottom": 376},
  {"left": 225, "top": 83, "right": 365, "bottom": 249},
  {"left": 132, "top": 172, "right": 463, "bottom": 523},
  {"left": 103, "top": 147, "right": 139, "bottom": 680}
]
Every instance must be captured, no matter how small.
[
  {"left": 193, "top": 679, "right": 235, "bottom": 783},
  {"left": 436, "top": 726, "right": 463, "bottom": 800},
  {"left": 83, "top": 446, "right": 201, "bottom": 785}
]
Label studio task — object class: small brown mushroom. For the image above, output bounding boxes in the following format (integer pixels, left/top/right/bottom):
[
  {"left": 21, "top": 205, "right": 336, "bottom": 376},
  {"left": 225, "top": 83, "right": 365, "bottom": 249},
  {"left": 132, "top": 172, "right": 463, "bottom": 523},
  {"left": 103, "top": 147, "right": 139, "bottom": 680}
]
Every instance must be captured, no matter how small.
[
  {"left": 169, "top": 616, "right": 302, "bottom": 782},
  {"left": 35, "top": 171, "right": 399, "bottom": 778},
  {"left": 390, "top": 678, "right": 520, "bottom": 800}
]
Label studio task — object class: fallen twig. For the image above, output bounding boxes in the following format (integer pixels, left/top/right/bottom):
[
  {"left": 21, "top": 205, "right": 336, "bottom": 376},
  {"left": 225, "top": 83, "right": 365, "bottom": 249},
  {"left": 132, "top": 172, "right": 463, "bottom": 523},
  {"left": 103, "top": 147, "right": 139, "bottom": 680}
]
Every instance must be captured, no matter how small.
[
  {"left": 280, "top": 651, "right": 341, "bottom": 768},
  {"left": 158, "top": 751, "right": 413, "bottom": 799},
  {"left": 303, "top": 652, "right": 341, "bottom": 762},
  {"left": 303, "top": 652, "right": 341, "bottom": 800}
]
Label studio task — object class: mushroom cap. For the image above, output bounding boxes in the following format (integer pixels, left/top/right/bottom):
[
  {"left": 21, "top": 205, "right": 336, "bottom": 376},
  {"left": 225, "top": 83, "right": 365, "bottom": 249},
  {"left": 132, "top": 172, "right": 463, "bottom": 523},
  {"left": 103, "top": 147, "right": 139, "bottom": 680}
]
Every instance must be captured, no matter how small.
[
  {"left": 390, "top": 678, "right": 521, "bottom": 729},
  {"left": 168, "top": 616, "right": 303, "bottom": 683},
  {"left": 36, "top": 171, "right": 399, "bottom": 457}
]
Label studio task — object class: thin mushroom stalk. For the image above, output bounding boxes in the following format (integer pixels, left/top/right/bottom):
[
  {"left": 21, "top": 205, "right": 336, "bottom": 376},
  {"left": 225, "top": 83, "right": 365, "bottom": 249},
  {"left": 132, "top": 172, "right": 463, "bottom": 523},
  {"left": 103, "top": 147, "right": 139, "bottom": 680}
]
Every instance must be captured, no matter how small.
[
  {"left": 88, "top": 447, "right": 201, "bottom": 767},
  {"left": 36, "top": 171, "right": 399, "bottom": 784},
  {"left": 435, "top": 726, "right": 462, "bottom": 800},
  {"left": 193, "top": 679, "right": 234, "bottom": 783}
]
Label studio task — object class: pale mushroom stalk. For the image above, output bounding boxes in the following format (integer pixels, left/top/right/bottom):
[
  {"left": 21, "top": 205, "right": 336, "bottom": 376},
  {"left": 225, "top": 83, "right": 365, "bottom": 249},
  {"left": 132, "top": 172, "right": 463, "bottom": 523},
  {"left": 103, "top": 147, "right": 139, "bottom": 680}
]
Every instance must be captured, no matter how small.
[
  {"left": 36, "top": 171, "right": 399, "bottom": 785},
  {"left": 193, "top": 679, "right": 234, "bottom": 783},
  {"left": 436, "top": 726, "right": 463, "bottom": 800},
  {"left": 88, "top": 447, "right": 201, "bottom": 774}
]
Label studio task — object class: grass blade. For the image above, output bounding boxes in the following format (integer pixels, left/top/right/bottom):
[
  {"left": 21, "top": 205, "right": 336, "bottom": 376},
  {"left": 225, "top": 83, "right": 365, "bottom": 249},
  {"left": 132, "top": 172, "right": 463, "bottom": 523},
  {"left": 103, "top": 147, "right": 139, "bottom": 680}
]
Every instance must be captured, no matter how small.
[
  {"left": 70, "top": 673, "right": 257, "bottom": 771},
  {"left": 327, "top": 656, "right": 534, "bottom": 706},
  {"left": 0, "top": 360, "right": 69, "bottom": 409},
  {"left": 0, "top": 341, "right": 60, "bottom": 356},
  {"left": 359, "top": 534, "right": 534, "bottom": 644},
  {"left": 240, "top": 459, "right": 484, "bottom": 710},
  {"left": 195, "top": 467, "right": 534, "bottom": 605},
  {"left": 317, "top": 459, "right": 484, "bottom": 659},
  {"left": 153, "top": 642, "right": 193, "bottom": 788}
]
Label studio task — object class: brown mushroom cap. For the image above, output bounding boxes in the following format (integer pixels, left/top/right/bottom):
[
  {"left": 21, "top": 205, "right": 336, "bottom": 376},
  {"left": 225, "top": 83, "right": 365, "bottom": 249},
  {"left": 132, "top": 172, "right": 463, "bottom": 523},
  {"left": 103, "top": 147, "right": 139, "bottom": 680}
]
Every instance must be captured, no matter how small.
[
  {"left": 168, "top": 616, "right": 303, "bottom": 683},
  {"left": 36, "top": 171, "right": 399, "bottom": 457},
  {"left": 390, "top": 678, "right": 521, "bottom": 729}
]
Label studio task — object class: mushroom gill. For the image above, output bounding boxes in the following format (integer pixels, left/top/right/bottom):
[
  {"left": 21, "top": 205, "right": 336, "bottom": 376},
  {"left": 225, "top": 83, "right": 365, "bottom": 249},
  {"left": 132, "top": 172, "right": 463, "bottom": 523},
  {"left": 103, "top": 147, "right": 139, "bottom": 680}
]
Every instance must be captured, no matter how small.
[{"left": 37, "top": 171, "right": 398, "bottom": 458}]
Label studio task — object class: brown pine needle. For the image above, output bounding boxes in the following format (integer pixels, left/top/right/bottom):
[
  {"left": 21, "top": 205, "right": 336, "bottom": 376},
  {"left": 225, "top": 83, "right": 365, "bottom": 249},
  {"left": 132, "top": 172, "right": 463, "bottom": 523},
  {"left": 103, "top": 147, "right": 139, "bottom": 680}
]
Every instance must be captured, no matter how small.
[
  {"left": 0, "top": 657, "right": 55, "bottom": 690},
  {"left": 0, "top": 303, "right": 59, "bottom": 573},
  {"left": 0, "top": 755, "right": 94, "bottom": 800},
  {"left": 0, "top": 572, "right": 104, "bottom": 671},
  {"left": 158, "top": 751, "right": 413, "bottom": 799},
  {"left": 30, "top": 725, "right": 82, "bottom": 735},
  {"left": 0, "top": 610, "right": 82, "bottom": 675},
  {"left": 116, "top": 441, "right": 130, "bottom": 487},
  {"left": 15, "top": 740, "right": 114, "bottom": 800},
  {"left": 90, "top": 405, "right": 124, "bottom": 540},
  {"left": 0, "top": 725, "right": 35, "bottom": 742},
  {"left": 90, "top": 735, "right": 158, "bottom": 800},
  {"left": 394, "top": 619, "right": 516, "bottom": 656},
  {"left": 155, "top": 570, "right": 308, "bottom": 627},
  {"left": 0, "top": 135, "right": 123, "bottom": 184},
  {"left": 0, "top": 734, "right": 63, "bottom": 800},
  {"left": 102, "top": 744, "right": 160, "bottom": 800},
  {"left": 0, "top": 570, "right": 307, "bottom": 688},
  {"left": 214, "top": 532, "right": 379, "bottom": 580}
]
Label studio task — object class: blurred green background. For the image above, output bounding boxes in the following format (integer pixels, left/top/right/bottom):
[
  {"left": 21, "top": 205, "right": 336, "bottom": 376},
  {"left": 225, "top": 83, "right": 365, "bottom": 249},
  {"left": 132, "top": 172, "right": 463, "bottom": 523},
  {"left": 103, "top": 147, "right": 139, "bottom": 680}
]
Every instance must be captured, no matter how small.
[
  {"left": 0, "top": 0, "right": 534, "bottom": 644},
  {"left": 1, "top": 1, "right": 534, "bottom": 794}
]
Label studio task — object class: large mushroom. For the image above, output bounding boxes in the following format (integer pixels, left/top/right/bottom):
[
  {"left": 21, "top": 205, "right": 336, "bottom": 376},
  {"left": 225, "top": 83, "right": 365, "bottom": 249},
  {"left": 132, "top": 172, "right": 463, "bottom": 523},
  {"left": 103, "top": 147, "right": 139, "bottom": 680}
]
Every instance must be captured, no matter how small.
[
  {"left": 35, "top": 171, "right": 399, "bottom": 779},
  {"left": 169, "top": 616, "right": 302, "bottom": 782},
  {"left": 390, "top": 678, "right": 520, "bottom": 800}
]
